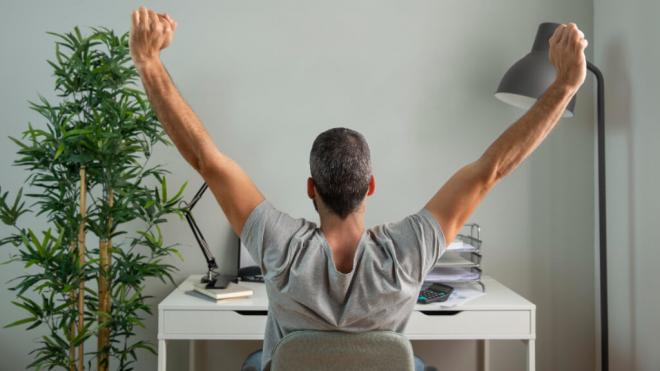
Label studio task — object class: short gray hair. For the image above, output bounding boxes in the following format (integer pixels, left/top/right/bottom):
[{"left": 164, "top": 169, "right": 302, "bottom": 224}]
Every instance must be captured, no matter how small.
[{"left": 310, "top": 127, "right": 372, "bottom": 218}]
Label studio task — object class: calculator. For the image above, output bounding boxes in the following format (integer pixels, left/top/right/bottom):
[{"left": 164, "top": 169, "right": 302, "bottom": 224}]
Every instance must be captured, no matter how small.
[{"left": 417, "top": 283, "right": 454, "bottom": 304}]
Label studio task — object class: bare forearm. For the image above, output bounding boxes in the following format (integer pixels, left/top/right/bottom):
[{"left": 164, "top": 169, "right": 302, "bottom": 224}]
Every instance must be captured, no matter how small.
[
  {"left": 481, "top": 81, "right": 577, "bottom": 179},
  {"left": 136, "top": 59, "right": 217, "bottom": 172}
]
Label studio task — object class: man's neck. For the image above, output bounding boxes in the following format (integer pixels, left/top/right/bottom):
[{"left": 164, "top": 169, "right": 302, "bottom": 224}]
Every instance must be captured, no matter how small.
[{"left": 319, "top": 210, "right": 365, "bottom": 252}]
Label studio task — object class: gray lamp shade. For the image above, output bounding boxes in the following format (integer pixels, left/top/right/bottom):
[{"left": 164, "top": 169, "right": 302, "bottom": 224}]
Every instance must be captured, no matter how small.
[{"left": 495, "top": 22, "right": 576, "bottom": 118}]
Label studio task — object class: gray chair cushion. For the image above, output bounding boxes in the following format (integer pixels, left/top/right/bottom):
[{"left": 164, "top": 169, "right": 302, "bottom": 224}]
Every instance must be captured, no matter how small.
[{"left": 270, "top": 330, "right": 415, "bottom": 371}]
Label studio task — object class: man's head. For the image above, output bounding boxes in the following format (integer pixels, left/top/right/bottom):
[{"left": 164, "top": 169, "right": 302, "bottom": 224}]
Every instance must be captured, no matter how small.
[{"left": 308, "top": 127, "right": 375, "bottom": 219}]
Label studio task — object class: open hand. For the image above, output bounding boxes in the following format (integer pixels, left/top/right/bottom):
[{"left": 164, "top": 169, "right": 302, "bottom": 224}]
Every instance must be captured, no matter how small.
[
  {"left": 549, "top": 23, "right": 588, "bottom": 91},
  {"left": 130, "top": 6, "right": 177, "bottom": 67}
]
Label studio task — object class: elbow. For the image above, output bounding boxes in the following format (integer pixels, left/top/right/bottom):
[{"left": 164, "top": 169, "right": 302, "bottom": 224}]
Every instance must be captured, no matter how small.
[
  {"left": 189, "top": 146, "right": 215, "bottom": 176},
  {"left": 187, "top": 155, "right": 205, "bottom": 176},
  {"left": 191, "top": 150, "right": 214, "bottom": 178},
  {"left": 476, "top": 155, "right": 503, "bottom": 187},
  {"left": 195, "top": 157, "right": 213, "bottom": 179},
  {"left": 195, "top": 150, "right": 227, "bottom": 180}
]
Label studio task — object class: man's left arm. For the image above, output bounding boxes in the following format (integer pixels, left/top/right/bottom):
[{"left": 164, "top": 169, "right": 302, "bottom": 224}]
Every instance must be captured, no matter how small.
[
  {"left": 424, "top": 23, "right": 587, "bottom": 244},
  {"left": 130, "top": 7, "right": 264, "bottom": 235}
]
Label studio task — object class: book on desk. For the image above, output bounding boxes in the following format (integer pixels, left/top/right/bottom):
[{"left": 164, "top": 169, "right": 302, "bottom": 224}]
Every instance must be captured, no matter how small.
[{"left": 192, "top": 281, "right": 254, "bottom": 300}]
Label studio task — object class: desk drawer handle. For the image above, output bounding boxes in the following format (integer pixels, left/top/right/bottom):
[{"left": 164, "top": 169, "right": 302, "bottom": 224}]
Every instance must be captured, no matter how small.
[
  {"left": 419, "top": 310, "right": 462, "bottom": 316},
  {"left": 235, "top": 310, "right": 268, "bottom": 316}
]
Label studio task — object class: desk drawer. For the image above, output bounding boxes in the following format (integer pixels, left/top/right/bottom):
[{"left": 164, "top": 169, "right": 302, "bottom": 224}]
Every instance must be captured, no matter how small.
[
  {"left": 405, "top": 310, "right": 532, "bottom": 339},
  {"left": 162, "top": 309, "right": 267, "bottom": 336}
]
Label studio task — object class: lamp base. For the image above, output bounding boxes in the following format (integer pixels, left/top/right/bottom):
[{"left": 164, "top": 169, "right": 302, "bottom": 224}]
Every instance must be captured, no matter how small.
[
  {"left": 201, "top": 269, "right": 218, "bottom": 284},
  {"left": 201, "top": 270, "right": 238, "bottom": 289}
]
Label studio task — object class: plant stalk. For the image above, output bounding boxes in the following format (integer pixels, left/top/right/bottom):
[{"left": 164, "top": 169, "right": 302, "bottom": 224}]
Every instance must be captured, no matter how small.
[
  {"left": 77, "top": 166, "right": 87, "bottom": 371},
  {"left": 97, "top": 187, "right": 113, "bottom": 371},
  {"left": 68, "top": 256, "right": 76, "bottom": 371}
]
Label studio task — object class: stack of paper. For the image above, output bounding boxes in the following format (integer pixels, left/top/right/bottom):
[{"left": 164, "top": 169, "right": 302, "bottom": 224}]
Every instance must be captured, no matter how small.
[
  {"left": 434, "top": 254, "right": 477, "bottom": 267},
  {"left": 425, "top": 266, "right": 481, "bottom": 283},
  {"left": 446, "top": 239, "right": 479, "bottom": 252}
]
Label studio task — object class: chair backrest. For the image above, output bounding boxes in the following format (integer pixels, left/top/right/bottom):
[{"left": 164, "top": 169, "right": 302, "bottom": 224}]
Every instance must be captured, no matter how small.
[{"left": 269, "top": 330, "right": 415, "bottom": 371}]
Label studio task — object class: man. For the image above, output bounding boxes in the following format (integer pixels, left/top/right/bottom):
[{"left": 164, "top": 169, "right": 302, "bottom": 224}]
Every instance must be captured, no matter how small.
[{"left": 129, "top": 7, "right": 587, "bottom": 371}]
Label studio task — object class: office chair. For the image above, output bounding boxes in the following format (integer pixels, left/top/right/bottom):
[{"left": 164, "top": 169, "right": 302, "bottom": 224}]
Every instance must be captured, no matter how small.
[{"left": 270, "top": 330, "right": 423, "bottom": 371}]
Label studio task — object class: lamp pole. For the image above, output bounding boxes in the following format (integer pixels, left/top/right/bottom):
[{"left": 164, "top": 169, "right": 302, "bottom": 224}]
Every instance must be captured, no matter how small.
[{"left": 588, "top": 61, "right": 608, "bottom": 371}]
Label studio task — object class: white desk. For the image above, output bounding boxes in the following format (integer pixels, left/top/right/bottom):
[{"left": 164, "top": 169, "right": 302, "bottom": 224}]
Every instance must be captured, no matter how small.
[{"left": 158, "top": 275, "right": 535, "bottom": 371}]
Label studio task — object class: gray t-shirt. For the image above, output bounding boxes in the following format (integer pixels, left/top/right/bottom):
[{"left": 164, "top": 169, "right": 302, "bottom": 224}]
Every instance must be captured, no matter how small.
[{"left": 240, "top": 200, "right": 446, "bottom": 370}]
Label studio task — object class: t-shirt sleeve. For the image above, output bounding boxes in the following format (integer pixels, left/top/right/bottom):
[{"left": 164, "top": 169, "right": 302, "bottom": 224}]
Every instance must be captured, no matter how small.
[
  {"left": 415, "top": 208, "right": 447, "bottom": 275},
  {"left": 380, "top": 208, "right": 447, "bottom": 282},
  {"left": 239, "top": 200, "right": 307, "bottom": 276}
]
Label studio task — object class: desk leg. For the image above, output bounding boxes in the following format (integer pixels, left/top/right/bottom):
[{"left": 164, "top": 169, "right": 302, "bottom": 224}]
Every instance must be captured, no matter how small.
[
  {"left": 158, "top": 339, "right": 167, "bottom": 371},
  {"left": 477, "top": 340, "right": 490, "bottom": 371},
  {"left": 525, "top": 339, "right": 535, "bottom": 371},
  {"left": 188, "top": 340, "right": 196, "bottom": 371}
]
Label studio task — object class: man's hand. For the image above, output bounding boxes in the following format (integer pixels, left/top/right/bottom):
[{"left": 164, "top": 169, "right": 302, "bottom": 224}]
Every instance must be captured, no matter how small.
[
  {"left": 549, "top": 23, "right": 588, "bottom": 92},
  {"left": 130, "top": 6, "right": 177, "bottom": 68}
]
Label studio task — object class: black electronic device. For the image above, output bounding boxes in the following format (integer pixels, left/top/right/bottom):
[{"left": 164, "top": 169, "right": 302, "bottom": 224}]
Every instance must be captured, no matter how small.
[
  {"left": 238, "top": 266, "right": 264, "bottom": 283},
  {"left": 417, "top": 283, "right": 454, "bottom": 304}
]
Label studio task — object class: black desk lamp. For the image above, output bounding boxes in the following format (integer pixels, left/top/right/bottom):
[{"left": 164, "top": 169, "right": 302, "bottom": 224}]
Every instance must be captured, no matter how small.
[
  {"left": 495, "top": 22, "right": 608, "bottom": 371},
  {"left": 181, "top": 182, "right": 235, "bottom": 289}
]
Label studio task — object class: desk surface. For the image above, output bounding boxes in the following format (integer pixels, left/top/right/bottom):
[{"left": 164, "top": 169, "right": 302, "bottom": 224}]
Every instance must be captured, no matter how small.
[{"left": 160, "top": 275, "right": 535, "bottom": 312}]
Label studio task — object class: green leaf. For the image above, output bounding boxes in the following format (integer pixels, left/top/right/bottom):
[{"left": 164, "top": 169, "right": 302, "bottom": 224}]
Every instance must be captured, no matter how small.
[
  {"left": 9, "top": 136, "right": 29, "bottom": 150},
  {"left": 53, "top": 142, "right": 64, "bottom": 160},
  {"left": 170, "top": 248, "right": 183, "bottom": 261},
  {"left": 4, "top": 316, "right": 37, "bottom": 328}
]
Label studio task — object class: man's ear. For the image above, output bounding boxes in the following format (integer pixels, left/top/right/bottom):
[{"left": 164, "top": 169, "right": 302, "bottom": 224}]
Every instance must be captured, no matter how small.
[
  {"left": 307, "top": 177, "right": 316, "bottom": 199},
  {"left": 367, "top": 175, "right": 376, "bottom": 196}
]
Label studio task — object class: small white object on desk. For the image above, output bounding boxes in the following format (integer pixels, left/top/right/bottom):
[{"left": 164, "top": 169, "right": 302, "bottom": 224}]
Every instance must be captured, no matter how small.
[
  {"left": 446, "top": 240, "right": 479, "bottom": 252},
  {"left": 434, "top": 284, "right": 486, "bottom": 308},
  {"left": 192, "top": 281, "right": 254, "bottom": 300},
  {"left": 426, "top": 266, "right": 481, "bottom": 282}
]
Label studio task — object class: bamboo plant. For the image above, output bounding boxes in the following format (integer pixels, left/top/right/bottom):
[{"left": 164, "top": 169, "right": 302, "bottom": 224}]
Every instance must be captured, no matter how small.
[{"left": 0, "top": 27, "right": 186, "bottom": 370}]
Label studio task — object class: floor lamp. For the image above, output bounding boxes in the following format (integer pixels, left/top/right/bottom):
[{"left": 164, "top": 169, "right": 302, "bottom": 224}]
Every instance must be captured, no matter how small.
[{"left": 494, "top": 22, "right": 608, "bottom": 371}]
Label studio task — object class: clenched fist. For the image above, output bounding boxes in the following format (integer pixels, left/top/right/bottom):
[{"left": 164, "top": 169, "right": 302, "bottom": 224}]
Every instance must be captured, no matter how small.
[
  {"left": 549, "top": 23, "right": 588, "bottom": 91},
  {"left": 130, "top": 6, "right": 177, "bottom": 67}
]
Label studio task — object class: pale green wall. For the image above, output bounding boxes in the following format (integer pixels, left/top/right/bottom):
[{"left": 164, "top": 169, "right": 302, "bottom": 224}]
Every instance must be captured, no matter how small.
[
  {"left": 594, "top": 1, "right": 660, "bottom": 370},
  {"left": 0, "top": 1, "right": 595, "bottom": 370}
]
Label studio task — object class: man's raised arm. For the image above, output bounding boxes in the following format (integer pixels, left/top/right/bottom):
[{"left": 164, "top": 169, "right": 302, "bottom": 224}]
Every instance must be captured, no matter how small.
[
  {"left": 129, "top": 6, "right": 264, "bottom": 235},
  {"left": 425, "top": 23, "right": 588, "bottom": 244}
]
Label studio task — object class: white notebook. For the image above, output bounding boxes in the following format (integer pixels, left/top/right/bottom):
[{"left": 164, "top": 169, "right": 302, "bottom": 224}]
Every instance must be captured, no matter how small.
[{"left": 192, "top": 281, "right": 254, "bottom": 301}]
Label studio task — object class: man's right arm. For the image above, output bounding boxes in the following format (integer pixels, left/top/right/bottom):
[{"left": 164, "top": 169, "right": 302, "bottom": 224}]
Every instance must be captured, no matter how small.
[
  {"left": 425, "top": 23, "right": 589, "bottom": 244},
  {"left": 130, "top": 7, "right": 264, "bottom": 236}
]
